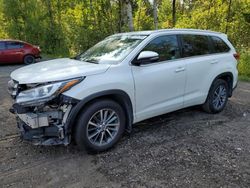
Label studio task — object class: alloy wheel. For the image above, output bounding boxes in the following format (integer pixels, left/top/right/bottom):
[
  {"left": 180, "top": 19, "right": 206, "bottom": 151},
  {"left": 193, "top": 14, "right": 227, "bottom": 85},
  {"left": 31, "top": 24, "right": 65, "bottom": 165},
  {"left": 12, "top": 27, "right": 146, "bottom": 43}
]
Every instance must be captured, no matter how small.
[
  {"left": 212, "top": 85, "right": 227, "bottom": 110},
  {"left": 86, "top": 109, "right": 120, "bottom": 146}
]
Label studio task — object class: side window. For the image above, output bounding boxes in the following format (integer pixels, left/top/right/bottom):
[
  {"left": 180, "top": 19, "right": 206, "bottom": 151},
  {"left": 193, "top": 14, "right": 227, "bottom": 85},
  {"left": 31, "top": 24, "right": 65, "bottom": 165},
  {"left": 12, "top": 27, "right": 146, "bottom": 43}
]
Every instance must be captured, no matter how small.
[
  {"left": 6, "top": 42, "right": 23, "bottom": 49},
  {"left": 143, "top": 35, "right": 180, "bottom": 62},
  {"left": 181, "top": 35, "right": 211, "bottom": 57},
  {"left": 0, "top": 42, "right": 6, "bottom": 50},
  {"left": 211, "top": 36, "right": 230, "bottom": 53}
]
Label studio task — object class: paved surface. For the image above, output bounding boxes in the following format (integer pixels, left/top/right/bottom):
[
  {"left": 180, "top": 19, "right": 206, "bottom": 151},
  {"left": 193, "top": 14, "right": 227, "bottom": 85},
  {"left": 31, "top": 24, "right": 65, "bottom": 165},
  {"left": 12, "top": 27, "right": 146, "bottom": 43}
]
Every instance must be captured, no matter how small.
[{"left": 0, "top": 64, "right": 250, "bottom": 188}]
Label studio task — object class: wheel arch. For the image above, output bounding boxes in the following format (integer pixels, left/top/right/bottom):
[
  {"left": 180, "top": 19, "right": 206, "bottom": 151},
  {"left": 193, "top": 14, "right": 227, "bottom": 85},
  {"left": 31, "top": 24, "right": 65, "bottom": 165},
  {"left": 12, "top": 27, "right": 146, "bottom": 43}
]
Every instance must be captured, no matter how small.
[
  {"left": 23, "top": 53, "right": 35, "bottom": 58},
  {"left": 210, "top": 72, "right": 234, "bottom": 97},
  {"left": 65, "top": 89, "right": 134, "bottom": 136}
]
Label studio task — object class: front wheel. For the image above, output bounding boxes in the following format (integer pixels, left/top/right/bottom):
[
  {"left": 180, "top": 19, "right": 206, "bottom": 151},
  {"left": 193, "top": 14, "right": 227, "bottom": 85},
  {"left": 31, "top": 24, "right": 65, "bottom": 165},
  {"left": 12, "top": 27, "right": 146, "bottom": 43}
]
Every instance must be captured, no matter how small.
[
  {"left": 202, "top": 79, "right": 229, "bottom": 113},
  {"left": 75, "top": 99, "right": 126, "bottom": 152}
]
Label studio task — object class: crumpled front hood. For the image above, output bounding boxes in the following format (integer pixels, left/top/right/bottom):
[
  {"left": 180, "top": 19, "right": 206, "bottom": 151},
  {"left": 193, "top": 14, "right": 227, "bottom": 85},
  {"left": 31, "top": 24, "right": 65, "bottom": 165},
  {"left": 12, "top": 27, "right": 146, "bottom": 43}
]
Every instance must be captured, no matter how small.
[{"left": 10, "top": 58, "right": 110, "bottom": 84}]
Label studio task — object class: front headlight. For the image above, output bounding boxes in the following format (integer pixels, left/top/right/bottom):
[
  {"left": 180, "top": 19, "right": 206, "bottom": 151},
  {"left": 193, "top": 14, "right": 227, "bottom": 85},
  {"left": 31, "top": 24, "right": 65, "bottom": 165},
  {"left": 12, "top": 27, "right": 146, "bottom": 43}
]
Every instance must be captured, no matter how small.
[{"left": 16, "top": 77, "right": 83, "bottom": 105}]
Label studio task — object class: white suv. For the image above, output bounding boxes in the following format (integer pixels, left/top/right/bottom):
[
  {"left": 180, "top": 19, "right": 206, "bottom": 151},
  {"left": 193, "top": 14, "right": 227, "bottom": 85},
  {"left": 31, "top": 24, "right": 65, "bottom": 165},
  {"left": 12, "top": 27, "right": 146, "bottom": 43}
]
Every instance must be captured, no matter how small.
[{"left": 8, "top": 29, "right": 239, "bottom": 152}]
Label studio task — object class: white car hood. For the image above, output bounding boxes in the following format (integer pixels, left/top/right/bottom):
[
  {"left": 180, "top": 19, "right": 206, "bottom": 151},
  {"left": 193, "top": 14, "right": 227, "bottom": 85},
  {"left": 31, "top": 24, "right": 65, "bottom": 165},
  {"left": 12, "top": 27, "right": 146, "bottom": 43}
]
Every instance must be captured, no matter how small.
[{"left": 10, "top": 58, "right": 111, "bottom": 84}]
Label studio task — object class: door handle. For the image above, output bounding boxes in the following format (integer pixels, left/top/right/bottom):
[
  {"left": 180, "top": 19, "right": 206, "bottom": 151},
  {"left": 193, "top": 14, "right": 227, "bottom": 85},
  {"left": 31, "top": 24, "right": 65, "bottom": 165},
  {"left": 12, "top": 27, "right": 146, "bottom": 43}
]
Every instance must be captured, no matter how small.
[
  {"left": 210, "top": 60, "right": 219, "bottom": 64},
  {"left": 175, "top": 67, "right": 185, "bottom": 73}
]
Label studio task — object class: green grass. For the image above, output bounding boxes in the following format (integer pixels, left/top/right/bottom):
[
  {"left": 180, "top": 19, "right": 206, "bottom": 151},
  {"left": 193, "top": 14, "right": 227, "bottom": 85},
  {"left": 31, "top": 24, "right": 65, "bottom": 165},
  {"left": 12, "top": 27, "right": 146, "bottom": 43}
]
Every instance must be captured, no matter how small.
[
  {"left": 238, "top": 49, "right": 250, "bottom": 82},
  {"left": 239, "top": 75, "right": 250, "bottom": 82}
]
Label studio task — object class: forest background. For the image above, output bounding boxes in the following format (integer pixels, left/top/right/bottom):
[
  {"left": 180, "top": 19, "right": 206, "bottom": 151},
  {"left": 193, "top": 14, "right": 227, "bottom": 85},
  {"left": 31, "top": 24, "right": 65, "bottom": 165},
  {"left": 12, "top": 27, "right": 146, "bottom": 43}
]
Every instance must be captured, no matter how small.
[{"left": 0, "top": 0, "right": 249, "bottom": 79}]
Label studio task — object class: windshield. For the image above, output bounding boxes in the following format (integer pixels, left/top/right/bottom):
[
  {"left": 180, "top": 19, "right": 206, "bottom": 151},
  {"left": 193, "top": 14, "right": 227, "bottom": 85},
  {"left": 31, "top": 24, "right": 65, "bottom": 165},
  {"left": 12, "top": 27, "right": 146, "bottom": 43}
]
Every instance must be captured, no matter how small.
[{"left": 77, "top": 34, "right": 147, "bottom": 64}]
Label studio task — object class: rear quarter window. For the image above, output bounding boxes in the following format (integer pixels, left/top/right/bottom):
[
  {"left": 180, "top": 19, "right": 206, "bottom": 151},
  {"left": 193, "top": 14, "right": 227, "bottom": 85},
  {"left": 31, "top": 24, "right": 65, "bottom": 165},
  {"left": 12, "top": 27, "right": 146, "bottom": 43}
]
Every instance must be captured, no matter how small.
[{"left": 210, "top": 36, "right": 230, "bottom": 53}]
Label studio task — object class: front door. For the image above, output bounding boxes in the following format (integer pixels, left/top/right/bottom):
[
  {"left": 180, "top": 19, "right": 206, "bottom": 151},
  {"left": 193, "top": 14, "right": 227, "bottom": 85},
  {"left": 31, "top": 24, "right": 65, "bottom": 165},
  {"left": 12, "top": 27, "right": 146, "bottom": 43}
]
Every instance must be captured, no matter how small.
[{"left": 132, "top": 35, "right": 186, "bottom": 122}]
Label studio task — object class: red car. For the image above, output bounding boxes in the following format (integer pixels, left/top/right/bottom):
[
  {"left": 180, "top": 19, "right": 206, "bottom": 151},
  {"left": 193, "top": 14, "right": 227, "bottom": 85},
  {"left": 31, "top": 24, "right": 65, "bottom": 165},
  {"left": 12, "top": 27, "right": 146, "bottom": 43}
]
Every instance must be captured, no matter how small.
[{"left": 0, "top": 40, "right": 41, "bottom": 64}]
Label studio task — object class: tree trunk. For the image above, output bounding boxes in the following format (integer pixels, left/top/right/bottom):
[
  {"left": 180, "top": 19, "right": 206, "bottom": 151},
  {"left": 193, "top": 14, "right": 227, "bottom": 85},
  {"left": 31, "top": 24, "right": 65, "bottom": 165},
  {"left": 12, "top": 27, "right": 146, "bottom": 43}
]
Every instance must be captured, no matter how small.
[
  {"left": 137, "top": 0, "right": 142, "bottom": 30},
  {"left": 153, "top": 0, "right": 158, "bottom": 30},
  {"left": 119, "top": 0, "right": 127, "bottom": 32},
  {"left": 45, "top": 0, "right": 56, "bottom": 52},
  {"left": 181, "top": 0, "right": 185, "bottom": 14},
  {"left": 126, "top": 0, "right": 134, "bottom": 31},
  {"left": 107, "top": 1, "right": 114, "bottom": 33},
  {"left": 118, "top": 0, "right": 122, "bottom": 32},
  {"left": 89, "top": 0, "right": 94, "bottom": 24},
  {"left": 172, "top": 0, "right": 176, "bottom": 27},
  {"left": 225, "top": 0, "right": 232, "bottom": 33},
  {"left": 206, "top": 0, "right": 213, "bottom": 29}
]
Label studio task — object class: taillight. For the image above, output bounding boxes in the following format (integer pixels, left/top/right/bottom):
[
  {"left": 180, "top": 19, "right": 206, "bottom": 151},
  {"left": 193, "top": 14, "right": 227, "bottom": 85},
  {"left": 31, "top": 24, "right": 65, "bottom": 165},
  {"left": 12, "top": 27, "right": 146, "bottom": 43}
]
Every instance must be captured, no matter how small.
[{"left": 233, "top": 53, "right": 240, "bottom": 61}]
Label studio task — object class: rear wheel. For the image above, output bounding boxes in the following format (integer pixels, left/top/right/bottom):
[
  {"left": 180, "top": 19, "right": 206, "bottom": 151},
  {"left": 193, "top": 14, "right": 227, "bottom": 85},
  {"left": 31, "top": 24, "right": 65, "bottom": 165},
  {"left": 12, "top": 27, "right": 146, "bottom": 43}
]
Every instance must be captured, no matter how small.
[
  {"left": 75, "top": 99, "right": 126, "bottom": 152},
  {"left": 202, "top": 79, "right": 229, "bottom": 113},
  {"left": 24, "top": 55, "right": 35, "bottom": 64}
]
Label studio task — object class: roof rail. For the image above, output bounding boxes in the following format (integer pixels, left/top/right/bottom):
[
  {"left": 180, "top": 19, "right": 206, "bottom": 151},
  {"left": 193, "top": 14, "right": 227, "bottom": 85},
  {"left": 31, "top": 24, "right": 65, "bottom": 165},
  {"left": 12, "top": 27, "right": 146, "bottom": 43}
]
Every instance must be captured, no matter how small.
[{"left": 153, "top": 28, "right": 224, "bottom": 35}]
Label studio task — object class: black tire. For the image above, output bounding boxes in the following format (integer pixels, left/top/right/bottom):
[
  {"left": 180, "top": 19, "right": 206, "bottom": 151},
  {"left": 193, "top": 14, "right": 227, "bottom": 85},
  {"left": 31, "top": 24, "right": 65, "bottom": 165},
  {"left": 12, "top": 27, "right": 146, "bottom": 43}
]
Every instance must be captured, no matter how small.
[
  {"left": 75, "top": 99, "right": 126, "bottom": 153},
  {"left": 24, "top": 55, "right": 35, "bottom": 64},
  {"left": 202, "top": 79, "right": 229, "bottom": 113}
]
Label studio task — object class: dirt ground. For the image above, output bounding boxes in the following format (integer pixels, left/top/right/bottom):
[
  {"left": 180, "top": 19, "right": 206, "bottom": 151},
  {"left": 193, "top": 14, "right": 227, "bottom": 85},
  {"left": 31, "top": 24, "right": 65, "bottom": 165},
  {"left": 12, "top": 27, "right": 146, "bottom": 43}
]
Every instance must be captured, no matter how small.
[{"left": 0, "top": 65, "right": 250, "bottom": 188}]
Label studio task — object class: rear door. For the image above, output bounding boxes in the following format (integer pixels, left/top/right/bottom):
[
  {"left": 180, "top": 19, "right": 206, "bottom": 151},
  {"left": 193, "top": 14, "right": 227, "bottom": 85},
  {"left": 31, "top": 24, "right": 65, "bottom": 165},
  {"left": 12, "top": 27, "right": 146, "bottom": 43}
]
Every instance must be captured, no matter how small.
[
  {"left": 5, "top": 41, "right": 24, "bottom": 63},
  {"left": 180, "top": 34, "right": 217, "bottom": 107}
]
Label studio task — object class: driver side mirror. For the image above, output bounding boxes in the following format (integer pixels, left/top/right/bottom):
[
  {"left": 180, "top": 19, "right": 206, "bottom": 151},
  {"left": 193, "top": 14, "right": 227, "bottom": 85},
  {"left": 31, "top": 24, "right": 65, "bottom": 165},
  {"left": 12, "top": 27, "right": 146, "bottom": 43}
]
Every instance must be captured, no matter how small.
[{"left": 132, "top": 51, "right": 159, "bottom": 65}]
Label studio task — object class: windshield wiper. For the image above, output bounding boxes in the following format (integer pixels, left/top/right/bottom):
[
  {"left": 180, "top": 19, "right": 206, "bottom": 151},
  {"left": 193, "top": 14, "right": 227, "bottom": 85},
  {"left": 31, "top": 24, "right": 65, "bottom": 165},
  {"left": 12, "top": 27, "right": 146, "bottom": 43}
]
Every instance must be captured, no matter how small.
[
  {"left": 74, "top": 57, "right": 99, "bottom": 64},
  {"left": 85, "top": 59, "right": 98, "bottom": 64}
]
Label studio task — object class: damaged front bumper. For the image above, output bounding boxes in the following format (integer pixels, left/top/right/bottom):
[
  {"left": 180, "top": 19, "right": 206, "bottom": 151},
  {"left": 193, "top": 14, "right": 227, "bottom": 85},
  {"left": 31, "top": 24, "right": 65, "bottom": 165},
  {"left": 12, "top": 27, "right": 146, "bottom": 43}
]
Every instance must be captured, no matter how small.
[
  {"left": 8, "top": 78, "right": 82, "bottom": 146},
  {"left": 10, "top": 99, "right": 76, "bottom": 146}
]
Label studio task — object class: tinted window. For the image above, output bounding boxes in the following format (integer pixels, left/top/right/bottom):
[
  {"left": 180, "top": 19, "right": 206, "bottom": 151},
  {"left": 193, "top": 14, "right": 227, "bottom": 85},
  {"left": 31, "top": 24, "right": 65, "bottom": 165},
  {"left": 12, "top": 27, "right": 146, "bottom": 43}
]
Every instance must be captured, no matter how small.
[
  {"left": 143, "top": 35, "right": 180, "bottom": 62},
  {"left": 181, "top": 35, "right": 211, "bottom": 57},
  {"left": 6, "top": 42, "right": 23, "bottom": 49},
  {"left": 0, "top": 42, "right": 6, "bottom": 50},
  {"left": 211, "top": 36, "right": 230, "bottom": 53}
]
